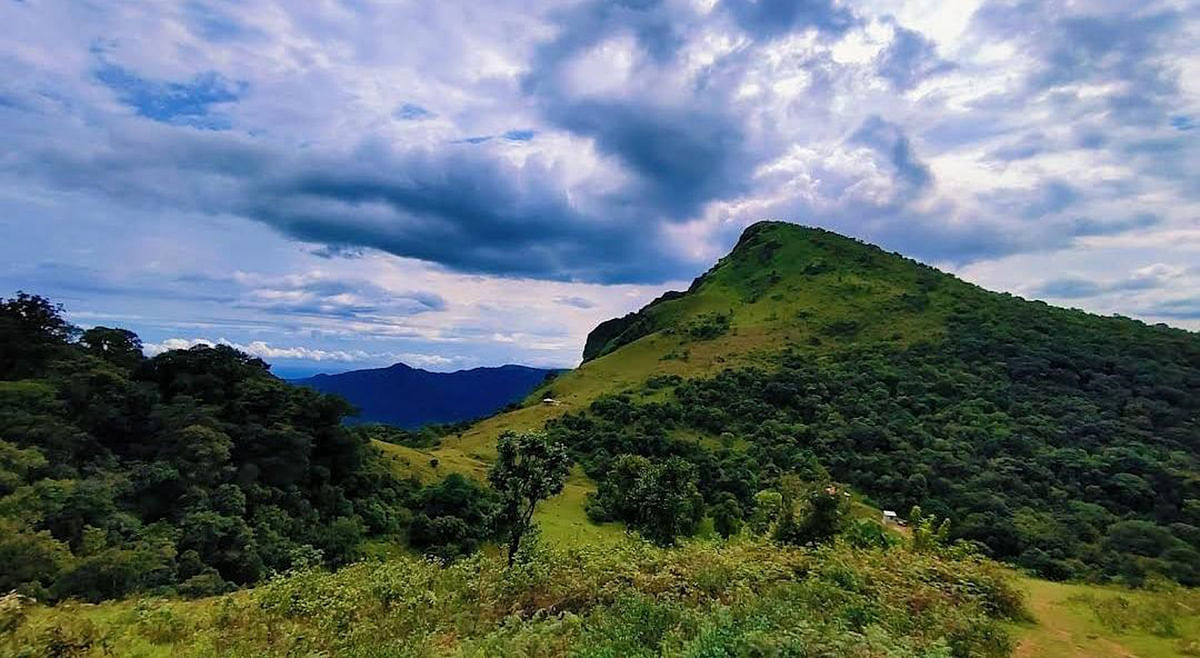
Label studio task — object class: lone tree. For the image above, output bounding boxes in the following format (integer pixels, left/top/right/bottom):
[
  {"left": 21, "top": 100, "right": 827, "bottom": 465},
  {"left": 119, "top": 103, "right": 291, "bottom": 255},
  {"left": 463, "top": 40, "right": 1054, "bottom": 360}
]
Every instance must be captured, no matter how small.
[{"left": 488, "top": 430, "right": 571, "bottom": 566}]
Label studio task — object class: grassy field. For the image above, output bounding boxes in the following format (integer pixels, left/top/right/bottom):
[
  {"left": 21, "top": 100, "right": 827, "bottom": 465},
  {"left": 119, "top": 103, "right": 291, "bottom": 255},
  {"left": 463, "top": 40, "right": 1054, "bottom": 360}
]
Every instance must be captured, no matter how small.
[{"left": 1012, "top": 576, "right": 1200, "bottom": 657}]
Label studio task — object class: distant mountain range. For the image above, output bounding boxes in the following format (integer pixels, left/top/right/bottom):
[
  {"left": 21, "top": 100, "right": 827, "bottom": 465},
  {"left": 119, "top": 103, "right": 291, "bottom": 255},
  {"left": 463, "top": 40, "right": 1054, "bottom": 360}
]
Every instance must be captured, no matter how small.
[{"left": 292, "top": 363, "right": 559, "bottom": 428}]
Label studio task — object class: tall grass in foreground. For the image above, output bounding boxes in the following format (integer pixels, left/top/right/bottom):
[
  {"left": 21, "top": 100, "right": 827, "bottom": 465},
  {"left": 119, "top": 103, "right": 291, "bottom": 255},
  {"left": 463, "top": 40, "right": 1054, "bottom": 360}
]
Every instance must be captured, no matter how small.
[{"left": 2, "top": 538, "right": 1027, "bottom": 658}]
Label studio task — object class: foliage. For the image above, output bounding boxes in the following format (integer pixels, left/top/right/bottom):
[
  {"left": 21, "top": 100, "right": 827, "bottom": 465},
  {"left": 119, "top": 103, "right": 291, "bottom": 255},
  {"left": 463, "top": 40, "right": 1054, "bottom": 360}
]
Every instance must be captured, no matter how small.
[
  {"left": 911, "top": 506, "right": 953, "bottom": 553},
  {"left": 681, "top": 311, "right": 731, "bottom": 341},
  {"left": 349, "top": 421, "right": 473, "bottom": 449},
  {"left": 846, "top": 519, "right": 902, "bottom": 550},
  {"left": 0, "top": 294, "right": 493, "bottom": 601},
  {"left": 488, "top": 431, "right": 571, "bottom": 565},
  {"left": 0, "top": 293, "right": 78, "bottom": 380},
  {"left": 407, "top": 473, "right": 499, "bottom": 561},
  {"left": 774, "top": 483, "right": 852, "bottom": 547},
  {"left": 709, "top": 492, "right": 743, "bottom": 538},
  {"left": 0, "top": 538, "right": 1028, "bottom": 657},
  {"left": 585, "top": 455, "right": 704, "bottom": 546},
  {"left": 547, "top": 291, "right": 1200, "bottom": 582},
  {"left": 526, "top": 222, "right": 1200, "bottom": 584}
]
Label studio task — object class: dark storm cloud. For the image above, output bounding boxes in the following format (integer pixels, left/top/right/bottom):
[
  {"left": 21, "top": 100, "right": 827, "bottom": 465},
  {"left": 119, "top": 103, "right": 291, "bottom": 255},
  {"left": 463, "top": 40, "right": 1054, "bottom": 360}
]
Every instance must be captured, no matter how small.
[
  {"left": 1069, "top": 213, "right": 1162, "bottom": 238},
  {"left": 238, "top": 141, "right": 690, "bottom": 283},
  {"left": 549, "top": 101, "right": 752, "bottom": 216},
  {"left": 5, "top": 112, "right": 691, "bottom": 283}
]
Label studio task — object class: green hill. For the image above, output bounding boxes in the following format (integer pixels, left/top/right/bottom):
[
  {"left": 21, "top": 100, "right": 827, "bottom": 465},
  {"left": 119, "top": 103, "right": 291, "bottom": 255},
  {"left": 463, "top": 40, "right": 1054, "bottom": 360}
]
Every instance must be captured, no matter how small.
[
  {"left": 3, "top": 222, "right": 1200, "bottom": 656},
  {"left": 418, "top": 221, "right": 1200, "bottom": 584}
]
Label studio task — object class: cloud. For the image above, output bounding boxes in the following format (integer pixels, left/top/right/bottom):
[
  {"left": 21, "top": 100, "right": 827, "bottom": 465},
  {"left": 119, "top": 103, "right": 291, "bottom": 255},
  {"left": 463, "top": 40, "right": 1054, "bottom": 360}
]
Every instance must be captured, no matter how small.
[
  {"left": 143, "top": 337, "right": 398, "bottom": 364},
  {"left": 394, "top": 103, "right": 434, "bottom": 120},
  {"left": 987, "top": 133, "right": 1047, "bottom": 162},
  {"left": 1069, "top": 213, "right": 1162, "bottom": 238},
  {"left": 5, "top": 118, "right": 696, "bottom": 282},
  {"left": 971, "top": 3, "right": 1187, "bottom": 128},
  {"left": 232, "top": 274, "right": 448, "bottom": 317},
  {"left": 875, "top": 25, "right": 953, "bottom": 91},
  {"left": 1141, "top": 298, "right": 1200, "bottom": 320},
  {"left": 1, "top": 0, "right": 1197, "bottom": 370},
  {"left": 1032, "top": 263, "right": 1188, "bottom": 299},
  {"left": 850, "top": 116, "right": 932, "bottom": 196},
  {"left": 1171, "top": 115, "right": 1196, "bottom": 132},
  {"left": 554, "top": 296, "right": 596, "bottom": 309}
]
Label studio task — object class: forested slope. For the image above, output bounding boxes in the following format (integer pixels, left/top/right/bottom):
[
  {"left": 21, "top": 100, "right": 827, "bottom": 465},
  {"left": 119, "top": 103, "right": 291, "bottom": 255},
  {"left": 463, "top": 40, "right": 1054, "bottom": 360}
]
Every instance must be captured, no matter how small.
[
  {"left": 449, "top": 222, "right": 1200, "bottom": 584},
  {"left": 0, "top": 294, "right": 504, "bottom": 601}
]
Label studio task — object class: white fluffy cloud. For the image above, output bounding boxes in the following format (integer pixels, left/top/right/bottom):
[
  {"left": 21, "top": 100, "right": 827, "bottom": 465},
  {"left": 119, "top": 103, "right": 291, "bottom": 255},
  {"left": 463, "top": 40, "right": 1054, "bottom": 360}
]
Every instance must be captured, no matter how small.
[{"left": 142, "top": 337, "right": 463, "bottom": 370}]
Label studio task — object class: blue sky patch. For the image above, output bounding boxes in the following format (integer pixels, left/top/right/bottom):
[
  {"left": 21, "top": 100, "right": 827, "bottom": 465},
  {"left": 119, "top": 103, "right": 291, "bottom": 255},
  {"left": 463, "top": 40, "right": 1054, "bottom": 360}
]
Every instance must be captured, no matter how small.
[{"left": 94, "top": 63, "right": 245, "bottom": 128}]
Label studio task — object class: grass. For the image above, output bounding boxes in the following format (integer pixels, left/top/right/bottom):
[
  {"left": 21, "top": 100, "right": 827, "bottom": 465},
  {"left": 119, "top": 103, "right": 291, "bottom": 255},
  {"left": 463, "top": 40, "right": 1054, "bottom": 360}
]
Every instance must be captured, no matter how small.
[
  {"left": 373, "top": 441, "right": 624, "bottom": 548},
  {"left": 1012, "top": 576, "right": 1200, "bottom": 657},
  {"left": 2, "top": 539, "right": 1028, "bottom": 657},
  {"left": 534, "top": 466, "right": 625, "bottom": 547}
]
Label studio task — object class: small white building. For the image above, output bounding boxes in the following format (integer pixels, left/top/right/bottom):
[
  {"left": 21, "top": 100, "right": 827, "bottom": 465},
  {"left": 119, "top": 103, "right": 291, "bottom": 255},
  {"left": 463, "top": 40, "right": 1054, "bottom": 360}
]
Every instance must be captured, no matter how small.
[
  {"left": 882, "top": 510, "right": 898, "bottom": 525},
  {"left": 542, "top": 398, "right": 560, "bottom": 406}
]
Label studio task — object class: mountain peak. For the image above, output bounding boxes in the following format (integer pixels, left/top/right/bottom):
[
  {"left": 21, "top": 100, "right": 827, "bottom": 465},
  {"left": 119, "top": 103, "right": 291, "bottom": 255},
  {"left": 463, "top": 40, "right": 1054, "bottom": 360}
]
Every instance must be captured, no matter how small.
[{"left": 582, "top": 221, "right": 923, "bottom": 363}]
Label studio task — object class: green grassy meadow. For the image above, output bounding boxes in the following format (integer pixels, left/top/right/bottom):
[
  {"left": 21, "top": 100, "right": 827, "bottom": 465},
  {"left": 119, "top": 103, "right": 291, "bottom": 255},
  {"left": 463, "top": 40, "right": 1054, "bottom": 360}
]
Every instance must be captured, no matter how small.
[{"left": 1011, "top": 577, "right": 1200, "bottom": 657}]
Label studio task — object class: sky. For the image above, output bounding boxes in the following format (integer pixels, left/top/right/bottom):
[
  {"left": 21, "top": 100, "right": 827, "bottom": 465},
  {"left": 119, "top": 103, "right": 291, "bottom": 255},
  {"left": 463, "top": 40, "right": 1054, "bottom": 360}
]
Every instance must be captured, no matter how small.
[{"left": 1, "top": 0, "right": 1197, "bottom": 377}]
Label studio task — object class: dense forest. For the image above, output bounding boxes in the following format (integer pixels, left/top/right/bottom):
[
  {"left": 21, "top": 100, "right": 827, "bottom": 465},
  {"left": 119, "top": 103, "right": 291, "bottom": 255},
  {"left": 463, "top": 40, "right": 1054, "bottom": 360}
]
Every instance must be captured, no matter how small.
[
  {"left": 0, "top": 293, "right": 501, "bottom": 601},
  {"left": 551, "top": 276, "right": 1200, "bottom": 584}
]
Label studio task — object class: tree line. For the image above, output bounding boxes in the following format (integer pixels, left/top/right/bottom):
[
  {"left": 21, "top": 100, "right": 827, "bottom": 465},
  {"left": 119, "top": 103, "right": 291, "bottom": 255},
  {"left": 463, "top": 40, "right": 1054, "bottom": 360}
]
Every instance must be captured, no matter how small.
[{"left": 0, "top": 293, "right": 567, "bottom": 601}]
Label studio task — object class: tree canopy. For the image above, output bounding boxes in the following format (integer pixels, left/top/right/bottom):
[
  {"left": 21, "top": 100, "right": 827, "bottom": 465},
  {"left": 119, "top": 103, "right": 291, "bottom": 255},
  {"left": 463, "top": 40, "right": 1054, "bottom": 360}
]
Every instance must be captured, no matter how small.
[
  {"left": 0, "top": 294, "right": 498, "bottom": 601},
  {"left": 488, "top": 430, "right": 571, "bottom": 565}
]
